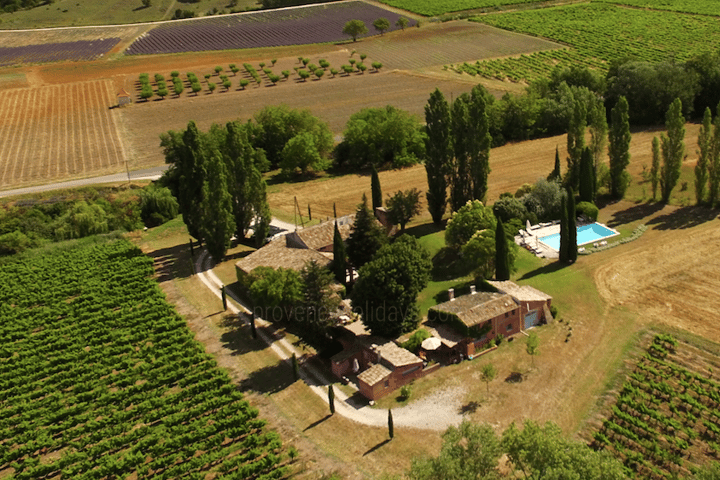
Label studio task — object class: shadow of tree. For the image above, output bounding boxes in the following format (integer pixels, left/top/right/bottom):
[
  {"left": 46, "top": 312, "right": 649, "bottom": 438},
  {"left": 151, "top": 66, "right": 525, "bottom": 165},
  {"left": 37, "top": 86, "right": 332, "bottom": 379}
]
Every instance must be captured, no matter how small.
[
  {"left": 147, "top": 243, "right": 194, "bottom": 283},
  {"left": 363, "top": 439, "right": 391, "bottom": 456},
  {"left": 303, "top": 414, "right": 331, "bottom": 431},
  {"left": 606, "top": 201, "right": 665, "bottom": 228},
  {"left": 505, "top": 372, "right": 524, "bottom": 383},
  {"left": 431, "top": 247, "right": 473, "bottom": 282},
  {"left": 237, "top": 360, "right": 296, "bottom": 394},
  {"left": 516, "top": 261, "right": 566, "bottom": 281},
  {"left": 405, "top": 222, "right": 444, "bottom": 239},
  {"left": 459, "top": 401, "right": 480, "bottom": 414},
  {"left": 646, "top": 205, "right": 718, "bottom": 230}
]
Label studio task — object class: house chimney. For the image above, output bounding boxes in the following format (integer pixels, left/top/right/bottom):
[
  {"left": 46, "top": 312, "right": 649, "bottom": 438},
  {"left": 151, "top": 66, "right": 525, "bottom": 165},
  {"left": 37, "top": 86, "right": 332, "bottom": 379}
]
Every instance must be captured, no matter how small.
[
  {"left": 448, "top": 288, "right": 455, "bottom": 301},
  {"left": 470, "top": 285, "right": 476, "bottom": 295}
]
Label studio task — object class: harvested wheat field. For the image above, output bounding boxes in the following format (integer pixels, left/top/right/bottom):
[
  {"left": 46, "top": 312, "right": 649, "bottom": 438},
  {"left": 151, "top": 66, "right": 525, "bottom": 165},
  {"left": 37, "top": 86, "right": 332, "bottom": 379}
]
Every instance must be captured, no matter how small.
[
  {"left": 0, "top": 79, "right": 126, "bottom": 189},
  {"left": 267, "top": 126, "right": 702, "bottom": 220}
]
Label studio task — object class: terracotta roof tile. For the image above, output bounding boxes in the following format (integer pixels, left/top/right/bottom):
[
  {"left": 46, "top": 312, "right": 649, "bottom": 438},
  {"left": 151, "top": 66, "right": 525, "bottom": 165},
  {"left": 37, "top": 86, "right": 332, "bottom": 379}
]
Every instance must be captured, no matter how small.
[{"left": 357, "top": 363, "right": 391, "bottom": 386}]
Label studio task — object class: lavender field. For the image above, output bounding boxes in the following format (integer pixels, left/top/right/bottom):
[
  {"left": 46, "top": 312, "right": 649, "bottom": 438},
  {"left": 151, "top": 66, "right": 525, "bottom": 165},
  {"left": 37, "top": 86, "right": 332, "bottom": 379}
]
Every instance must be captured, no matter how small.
[
  {"left": 0, "top": 38, "right": 120, "bottom": 66},
  {"left": 125, "top": 1, "right": 415, "bottom": 55}
]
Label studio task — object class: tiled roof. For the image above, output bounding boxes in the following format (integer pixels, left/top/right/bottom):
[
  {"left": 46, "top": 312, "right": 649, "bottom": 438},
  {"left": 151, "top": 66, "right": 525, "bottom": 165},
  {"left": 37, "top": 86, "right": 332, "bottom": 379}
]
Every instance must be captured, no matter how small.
[
  {"left": 487, "top": 280, "right": 552, "bottom": 303},
  {"left": 357, "top": 363, "right": 391, "bottom": 386},
  {"left": 289, "top": 214, "right": 354, "bottom": 250},
  {"left": 376, "top": 341, "right": 423, "bottom": 368},
  {"left": 236, "top": 237, "right": 330, "bottom": 274},
  {"left": 431, "top": 292, "right": 517, "bottom": 328}
]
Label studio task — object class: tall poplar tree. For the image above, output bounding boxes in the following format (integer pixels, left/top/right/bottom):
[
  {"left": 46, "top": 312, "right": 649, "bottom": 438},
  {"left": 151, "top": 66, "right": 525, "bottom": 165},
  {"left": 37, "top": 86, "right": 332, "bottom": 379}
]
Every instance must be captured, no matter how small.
[
  {"left": 660, "top": 98, "right": 686, "bottom": 203},
  {"left": 588, "top": 96, "right": 608, "bottom": 180},
  {"left": 201, "top": 150, "right": 236, "bottom": 262},
  {"left": 223, "top": 120, "right": 269, "bottom": 239},
  {"left": 695, "top": 107, "right": 712, "bottom": 205},
  {"left": 468, "top": 85, "right": 493, "bottom": 203},
  {"left": 651, "top": 136, "right": 660, "bottom": 200},
  {"left": 424, "top": 88, "right": 453, "bottom": 224},
  {"left": 578, "top": 147, "right": 595, "bottom": 203},
  {"left": 709, "top": 102, "right": 720, "bottom": 207},
  {"left": 558, "top": 194, "right": 569, "bottom": 264},
  {"left": 566, "top": 98, "right": 587, "bottom": 189},
  {"left": 178, "top": 121, "right": 207, "bottom": 242},
  {"left": 608, "top": 96, "right": 632, "bottom": 199},
  {"left": 451, "top": 95, "right": 472, "bottom": 212},
  {"left": 371, "top": 164, "right": 382, "bottom": 211},
  {"left": 566, "top": 187, "right": 577, "bottom": 264},
  {"left": 495, "top": 218, "right": 510, "bottom": 281}
]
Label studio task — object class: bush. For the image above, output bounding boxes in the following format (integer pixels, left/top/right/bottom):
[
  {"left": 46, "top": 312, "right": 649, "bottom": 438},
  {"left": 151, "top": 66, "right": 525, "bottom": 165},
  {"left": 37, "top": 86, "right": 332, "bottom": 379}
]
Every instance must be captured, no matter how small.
[
  {"left": 140, "top": 184, "right": 179, "bottom": 227},
  {"left": 0, "top": 230, "right": 34, "bottom": 255},
  {"left": 401, "top": 329, "right": 431, "bottom": 354},
  {"left": 575, "top": 201, "right": 598, "bottom": 222},
  {"left": 399, "top": 384, "right": 412, "bottom": 401}
]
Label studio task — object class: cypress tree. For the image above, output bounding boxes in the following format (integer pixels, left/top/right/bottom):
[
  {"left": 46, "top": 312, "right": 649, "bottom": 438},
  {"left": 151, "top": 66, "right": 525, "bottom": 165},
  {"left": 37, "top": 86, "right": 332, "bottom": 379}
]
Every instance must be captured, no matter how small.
[
  {"left": 559, "top": 194, "right": 568, "bottom": 264},
  {"left": 346, "top": 194, "right": 387, "bottom": 270},
  {"left": 566, "top": 187, "right": 577, "bottom": 264},
  {"left": 371, "top": 164, "right": 382, "bottom": 211},
  {"left": 548, "top": 145, "right": 561, "bottom": 181},
  {"left": 578, "top": 147, "right": 595, "bottom": 203},
  {"left": 660, "top": 98, "right": 686, "bottom": 203},
  {"left": 709, "top": 102, "right": 720, "bottom": 207},
  {"left": 250, "top": 312, "right": 257, "bottom": 339},
  {"left": 468, "top": 85, "right": 493, "bottom": 203},
  {"left": 609, "top": 96, "right": 632, "bottom": 199},
  {"left": 388, "top": 409, "right": 394, "bottom": 439},
  {"left": 695, "top": 107, "right": 712, "bottom": 205},
  {"left": 332, "top": 220, "right": 347, "bottom": 285},
  {"left": 424, "top": 88, "right": 453, "bottom": 224},
  {"left": 328, "top": 385, "right": 335, "bottom": 415},
  {"left": 178, "top": 121, "right": 207, "bottom": 242},
  {"left": 651, "top": 136, "right": 660, "bottom": 200},
  {"left": 495, "top": 218, "right": 510, "bottom": 281}
]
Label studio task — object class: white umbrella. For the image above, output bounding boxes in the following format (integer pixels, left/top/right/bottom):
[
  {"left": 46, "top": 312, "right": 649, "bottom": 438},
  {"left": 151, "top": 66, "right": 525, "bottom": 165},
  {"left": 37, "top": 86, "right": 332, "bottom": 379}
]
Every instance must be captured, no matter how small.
[
  {"left": 526, "top": 219, "right": 532, "bottom": 232},
  {"left": 421, "top": 337, "right": 442, "bottom": 351}
]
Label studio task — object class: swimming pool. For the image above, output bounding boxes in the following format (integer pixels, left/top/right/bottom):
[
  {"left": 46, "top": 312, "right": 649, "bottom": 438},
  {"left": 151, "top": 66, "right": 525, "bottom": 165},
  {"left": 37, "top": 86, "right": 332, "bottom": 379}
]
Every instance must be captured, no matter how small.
[{"left": 538, "top": 223, "right": 619, "bottom": 251}]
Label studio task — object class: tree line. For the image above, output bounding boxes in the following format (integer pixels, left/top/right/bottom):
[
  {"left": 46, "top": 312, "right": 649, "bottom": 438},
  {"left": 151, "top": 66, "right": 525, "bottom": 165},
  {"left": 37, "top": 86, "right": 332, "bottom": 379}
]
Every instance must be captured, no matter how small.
[{"left": 160, "top": 119, "right": 271, "bottom": 262}]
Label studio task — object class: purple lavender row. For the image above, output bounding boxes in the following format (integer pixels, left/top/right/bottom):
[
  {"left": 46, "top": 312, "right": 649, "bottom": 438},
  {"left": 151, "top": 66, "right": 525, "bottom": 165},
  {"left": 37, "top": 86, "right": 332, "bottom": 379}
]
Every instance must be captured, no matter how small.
[
  {"left": 126, "top": 1, "right": 414, "bottom": 55},
  {"left": 0, "top": 38, "right": 121, "bottom": 66}
]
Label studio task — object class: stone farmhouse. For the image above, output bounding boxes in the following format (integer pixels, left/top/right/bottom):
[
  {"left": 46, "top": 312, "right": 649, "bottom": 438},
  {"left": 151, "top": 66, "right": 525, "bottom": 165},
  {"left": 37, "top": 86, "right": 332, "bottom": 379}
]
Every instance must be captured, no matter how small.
[{"left": 427, "top": 281, "right": 552, "bottom": 359}]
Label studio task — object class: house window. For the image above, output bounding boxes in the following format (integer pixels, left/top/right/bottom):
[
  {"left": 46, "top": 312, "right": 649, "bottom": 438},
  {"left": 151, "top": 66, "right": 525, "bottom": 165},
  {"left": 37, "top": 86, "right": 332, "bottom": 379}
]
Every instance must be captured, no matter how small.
[
  {"left": 384, "top": 380, "right": 389, "bottom": 388},
  {"left": 506, "top": 323, "right": 513, "bottom": 332},
  {"left": 505, "top": 312, "right": 509, "bottom": 318}
]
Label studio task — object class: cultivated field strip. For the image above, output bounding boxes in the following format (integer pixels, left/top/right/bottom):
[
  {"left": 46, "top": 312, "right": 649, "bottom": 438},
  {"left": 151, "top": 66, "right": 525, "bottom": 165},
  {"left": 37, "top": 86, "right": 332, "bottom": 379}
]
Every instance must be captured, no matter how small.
[
  {"left": 126, "top": 1, "right": 415, "bottom": 55},
  {"left": 0, "top": 79, "right": 126, "bottom": 190},
  {"left": 0, "top": 38, "right": 121, "bottom": 67}
]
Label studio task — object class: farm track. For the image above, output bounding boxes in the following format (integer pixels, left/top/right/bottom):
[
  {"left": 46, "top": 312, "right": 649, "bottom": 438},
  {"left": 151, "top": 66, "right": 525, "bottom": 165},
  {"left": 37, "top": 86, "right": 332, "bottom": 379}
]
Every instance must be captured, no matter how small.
[{"left": 0, "top": 80, "right": 126, "bottom": 190}]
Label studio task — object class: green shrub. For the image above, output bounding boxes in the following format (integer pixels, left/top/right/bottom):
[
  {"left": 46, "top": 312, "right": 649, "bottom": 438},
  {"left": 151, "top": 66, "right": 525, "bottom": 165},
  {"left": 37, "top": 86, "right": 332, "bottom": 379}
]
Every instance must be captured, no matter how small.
[
  {"left": 576, "top": 201, "right": 599, "bottom": 221},
  {"left": 399, "top": 384, "right": 412, "bottom": 401},
  {"left": 401, "top": 329, "right": 431, "bottom": 353}
]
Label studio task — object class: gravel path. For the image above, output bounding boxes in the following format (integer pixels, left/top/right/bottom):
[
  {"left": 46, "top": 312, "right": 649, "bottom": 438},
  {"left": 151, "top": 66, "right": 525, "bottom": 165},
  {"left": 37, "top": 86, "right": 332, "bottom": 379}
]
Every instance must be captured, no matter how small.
[{"left": 195, "top": 248, "right": 465, "bottom": 431}]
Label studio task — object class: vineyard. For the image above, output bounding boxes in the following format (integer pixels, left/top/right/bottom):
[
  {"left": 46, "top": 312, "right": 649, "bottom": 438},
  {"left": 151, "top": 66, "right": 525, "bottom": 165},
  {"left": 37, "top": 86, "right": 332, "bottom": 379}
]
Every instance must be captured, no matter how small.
[
  {"left": 0, "top": 239, "right": 289, "bottom": 479},
  {"left": 0, "top": 38, "right": 120, "bottom": 67},
  {"left": 594, "top": 0, "right": 720, "bottom": 16},
  {"left": 593, "top": 334, "right": 720, "bottom": 479},
  {"left": 466, "top": 3, "right": 720, "bottom": 82},
  {"left": 125, "top": 1, "right": 414, "bottom": 56},
  {"left": 0, "top": 79, "right": 126, "bottom": 191},
  {"left": 377, "top": 0, "right": 543, "bottom": 16}
]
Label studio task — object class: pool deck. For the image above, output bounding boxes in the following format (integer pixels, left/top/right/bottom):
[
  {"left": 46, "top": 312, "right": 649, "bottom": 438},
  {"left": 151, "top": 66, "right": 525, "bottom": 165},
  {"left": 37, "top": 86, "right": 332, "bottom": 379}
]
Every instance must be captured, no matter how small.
[
  {"left": 515, "top": 221, "right": 561, "bottom": 259},
  {"left": 515, "top": 221, "right": 620, "bottom": 259}
]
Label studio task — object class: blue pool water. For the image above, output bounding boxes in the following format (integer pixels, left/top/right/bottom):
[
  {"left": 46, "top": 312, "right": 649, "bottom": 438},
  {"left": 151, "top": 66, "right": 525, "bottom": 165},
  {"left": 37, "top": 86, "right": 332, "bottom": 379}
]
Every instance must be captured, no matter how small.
[{"left": 539, "top": 223, "right": 619, "bottom": 251}]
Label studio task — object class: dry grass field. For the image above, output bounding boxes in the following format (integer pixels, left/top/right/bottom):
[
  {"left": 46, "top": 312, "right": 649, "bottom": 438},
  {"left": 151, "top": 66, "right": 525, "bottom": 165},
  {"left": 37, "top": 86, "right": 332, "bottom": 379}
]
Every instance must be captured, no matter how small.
[{"left": 0, "top": 79, "right": 126, "bottom": 190}]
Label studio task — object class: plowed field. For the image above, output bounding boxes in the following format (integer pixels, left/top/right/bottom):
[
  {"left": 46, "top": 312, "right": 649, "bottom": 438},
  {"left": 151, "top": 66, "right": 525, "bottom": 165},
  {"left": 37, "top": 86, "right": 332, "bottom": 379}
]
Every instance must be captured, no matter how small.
[{"left": 0, "top": 79, "right": 126, "bottom": 189}]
